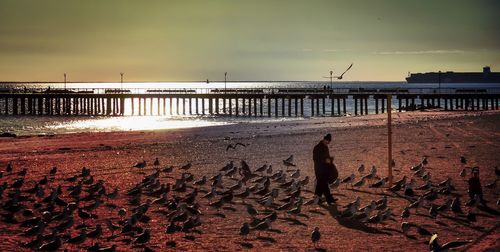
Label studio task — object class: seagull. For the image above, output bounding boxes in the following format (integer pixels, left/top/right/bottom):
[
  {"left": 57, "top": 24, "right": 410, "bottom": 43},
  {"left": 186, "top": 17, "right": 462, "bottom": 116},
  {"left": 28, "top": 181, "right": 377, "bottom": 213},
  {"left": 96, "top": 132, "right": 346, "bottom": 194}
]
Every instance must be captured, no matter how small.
[
  {"left": 334, "top": 63, "right": 353, "bottom": 80},
  {"left": 311, "top": 227, "right": 321, "bottom": 248}
]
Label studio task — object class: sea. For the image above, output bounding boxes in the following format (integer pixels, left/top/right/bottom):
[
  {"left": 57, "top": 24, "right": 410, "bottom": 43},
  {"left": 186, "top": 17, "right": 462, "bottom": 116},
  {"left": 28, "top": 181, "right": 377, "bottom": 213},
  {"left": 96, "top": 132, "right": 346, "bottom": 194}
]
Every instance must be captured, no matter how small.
[{"left": 1, "top": 81, "right": 499, "bottom": 135}]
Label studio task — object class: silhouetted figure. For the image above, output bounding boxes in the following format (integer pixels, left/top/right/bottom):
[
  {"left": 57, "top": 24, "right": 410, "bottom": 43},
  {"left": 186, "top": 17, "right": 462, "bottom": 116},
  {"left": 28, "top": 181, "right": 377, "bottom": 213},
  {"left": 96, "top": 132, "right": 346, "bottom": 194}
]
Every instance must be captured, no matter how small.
[
  {"left": 313, "top": 133, "right": 337, "bottom": 205},
  {"left": 468, "top": 167, "right": 485, "bottom": 205}
]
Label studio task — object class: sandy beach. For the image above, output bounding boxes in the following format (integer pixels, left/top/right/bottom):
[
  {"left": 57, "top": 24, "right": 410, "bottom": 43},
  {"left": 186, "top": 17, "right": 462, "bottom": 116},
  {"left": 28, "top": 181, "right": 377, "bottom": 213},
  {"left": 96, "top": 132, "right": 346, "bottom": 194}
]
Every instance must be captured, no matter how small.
[{"left": 1, "top": 110, "right": 499, "bottom": 251}]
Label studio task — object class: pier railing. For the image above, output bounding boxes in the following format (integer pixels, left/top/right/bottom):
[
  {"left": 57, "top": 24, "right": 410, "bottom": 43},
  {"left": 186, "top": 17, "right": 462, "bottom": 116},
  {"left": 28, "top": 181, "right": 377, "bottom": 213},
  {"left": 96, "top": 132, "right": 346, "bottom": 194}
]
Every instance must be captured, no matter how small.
[
  {"left": 1, "top": 87, "right": 499, "bottom": 117},
  {"left": 2, "top": 87, "right": 500, "bottom": 95}
]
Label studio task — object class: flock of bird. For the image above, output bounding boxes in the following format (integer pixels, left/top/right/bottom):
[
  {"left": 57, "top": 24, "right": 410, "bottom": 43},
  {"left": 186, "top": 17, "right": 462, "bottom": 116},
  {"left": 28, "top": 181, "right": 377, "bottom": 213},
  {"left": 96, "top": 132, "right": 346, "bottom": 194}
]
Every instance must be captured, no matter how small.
[{"left": 0, "top": 153, "right": 498, "bottom": 251}]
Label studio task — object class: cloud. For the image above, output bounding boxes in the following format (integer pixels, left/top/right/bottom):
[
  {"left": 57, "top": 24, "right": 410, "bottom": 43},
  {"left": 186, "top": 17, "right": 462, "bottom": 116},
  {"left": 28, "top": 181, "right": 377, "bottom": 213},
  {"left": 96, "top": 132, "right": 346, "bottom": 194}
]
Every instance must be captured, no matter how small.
[{"left": 373, "top": 49, "right": 470, "bottom": 55}]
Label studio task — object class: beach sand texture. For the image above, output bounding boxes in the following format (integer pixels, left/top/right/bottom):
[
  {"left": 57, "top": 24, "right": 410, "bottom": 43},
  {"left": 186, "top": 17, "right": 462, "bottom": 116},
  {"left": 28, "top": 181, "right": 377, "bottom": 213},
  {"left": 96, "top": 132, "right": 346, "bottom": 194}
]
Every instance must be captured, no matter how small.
[{"left": 0, "top": 110, "right": 499, "bottom": 251}]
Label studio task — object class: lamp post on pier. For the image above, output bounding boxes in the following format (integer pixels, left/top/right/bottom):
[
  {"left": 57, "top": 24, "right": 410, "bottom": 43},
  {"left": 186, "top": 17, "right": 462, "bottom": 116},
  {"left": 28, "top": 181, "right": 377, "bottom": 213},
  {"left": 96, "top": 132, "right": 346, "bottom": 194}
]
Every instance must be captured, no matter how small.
[
  {"left": 120, "top": 72, "right": 124, "bottom": 92},
  {"left": 224, "top": 72, "right": 227, "bottom": 94},
  {"left": 64, "top": 73, "right": 67, "bottom": 90}
]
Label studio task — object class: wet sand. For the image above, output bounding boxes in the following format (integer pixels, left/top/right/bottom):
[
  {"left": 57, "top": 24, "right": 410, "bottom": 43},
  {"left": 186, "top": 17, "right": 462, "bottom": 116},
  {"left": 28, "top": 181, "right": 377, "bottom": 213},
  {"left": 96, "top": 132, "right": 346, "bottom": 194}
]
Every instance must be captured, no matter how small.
[{"left": 1, "top": 110, "right": 499, "bottom": 251}]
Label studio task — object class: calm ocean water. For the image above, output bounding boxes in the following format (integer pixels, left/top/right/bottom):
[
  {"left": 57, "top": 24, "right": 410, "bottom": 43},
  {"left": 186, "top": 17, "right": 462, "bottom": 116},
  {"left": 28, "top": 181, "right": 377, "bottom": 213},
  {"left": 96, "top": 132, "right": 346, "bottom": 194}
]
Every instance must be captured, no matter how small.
[{"left": 1, "top": 81, "right": 499, "bottom": 135}]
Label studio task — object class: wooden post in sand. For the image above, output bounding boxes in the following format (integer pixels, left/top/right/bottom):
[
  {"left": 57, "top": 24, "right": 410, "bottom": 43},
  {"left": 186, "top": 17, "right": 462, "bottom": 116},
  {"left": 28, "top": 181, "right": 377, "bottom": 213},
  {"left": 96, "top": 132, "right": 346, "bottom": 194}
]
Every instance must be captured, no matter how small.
[{"left": 387, "top": 94, "right": 393, "bottom": 186}]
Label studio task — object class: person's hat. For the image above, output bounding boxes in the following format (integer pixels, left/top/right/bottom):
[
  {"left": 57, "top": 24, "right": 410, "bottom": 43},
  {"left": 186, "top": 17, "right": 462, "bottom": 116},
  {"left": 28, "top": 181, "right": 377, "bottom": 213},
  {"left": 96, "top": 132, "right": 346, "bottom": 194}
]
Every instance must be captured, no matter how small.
[{"left": 324, "top": 133, "right": 332, "bottom": 141}]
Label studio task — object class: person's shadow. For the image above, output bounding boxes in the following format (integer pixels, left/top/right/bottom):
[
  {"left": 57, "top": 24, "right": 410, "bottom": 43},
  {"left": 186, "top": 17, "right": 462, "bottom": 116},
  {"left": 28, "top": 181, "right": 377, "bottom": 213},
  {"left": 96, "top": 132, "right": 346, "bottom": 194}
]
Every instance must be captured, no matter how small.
[{"left": 319, "top": 204, "right": 393, "bottom": 235}]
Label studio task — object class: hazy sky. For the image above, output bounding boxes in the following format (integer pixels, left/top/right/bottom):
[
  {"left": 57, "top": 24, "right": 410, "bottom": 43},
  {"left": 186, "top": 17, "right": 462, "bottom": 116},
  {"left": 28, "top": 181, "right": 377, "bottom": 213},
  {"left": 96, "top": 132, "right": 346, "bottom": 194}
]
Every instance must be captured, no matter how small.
[{"left": 0, "top": 0, "right": 499, "bottom": 81}]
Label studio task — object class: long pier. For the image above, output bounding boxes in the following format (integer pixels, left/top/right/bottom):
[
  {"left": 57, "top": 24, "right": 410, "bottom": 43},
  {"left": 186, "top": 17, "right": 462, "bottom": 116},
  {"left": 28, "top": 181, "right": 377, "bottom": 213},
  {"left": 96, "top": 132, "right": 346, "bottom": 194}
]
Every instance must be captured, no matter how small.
[{"left": 0, "top": 88, "right": 499, "bottom": 117}]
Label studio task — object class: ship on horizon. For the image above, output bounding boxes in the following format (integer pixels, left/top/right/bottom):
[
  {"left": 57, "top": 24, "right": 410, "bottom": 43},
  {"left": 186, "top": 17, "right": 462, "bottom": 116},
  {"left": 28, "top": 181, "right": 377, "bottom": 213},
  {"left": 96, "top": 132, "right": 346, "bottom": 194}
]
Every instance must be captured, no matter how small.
[{"left": 406, "top": 66, "right": 500, "bottom": 83}]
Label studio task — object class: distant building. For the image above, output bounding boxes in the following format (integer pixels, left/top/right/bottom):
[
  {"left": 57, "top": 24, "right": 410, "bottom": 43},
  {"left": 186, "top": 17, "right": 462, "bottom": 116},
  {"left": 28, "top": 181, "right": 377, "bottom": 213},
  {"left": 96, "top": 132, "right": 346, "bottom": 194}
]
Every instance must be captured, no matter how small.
[{"left": 406, "top": 66, "right": 500, "bottom": 83}]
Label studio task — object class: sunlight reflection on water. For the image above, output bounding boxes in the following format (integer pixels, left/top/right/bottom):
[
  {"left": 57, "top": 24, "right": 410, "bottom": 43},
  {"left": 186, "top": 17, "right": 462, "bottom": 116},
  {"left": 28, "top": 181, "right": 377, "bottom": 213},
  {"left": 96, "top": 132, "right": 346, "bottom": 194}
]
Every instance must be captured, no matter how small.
[{"left": 48, "top": 116, "right": 230, "bottom": 132}]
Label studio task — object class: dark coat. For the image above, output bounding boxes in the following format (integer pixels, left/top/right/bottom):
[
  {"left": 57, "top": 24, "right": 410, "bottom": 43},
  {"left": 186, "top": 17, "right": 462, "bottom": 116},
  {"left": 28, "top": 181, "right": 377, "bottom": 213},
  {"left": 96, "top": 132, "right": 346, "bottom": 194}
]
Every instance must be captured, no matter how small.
[{"left": 313, "top": 141, "right": 331, "bottom": 181}]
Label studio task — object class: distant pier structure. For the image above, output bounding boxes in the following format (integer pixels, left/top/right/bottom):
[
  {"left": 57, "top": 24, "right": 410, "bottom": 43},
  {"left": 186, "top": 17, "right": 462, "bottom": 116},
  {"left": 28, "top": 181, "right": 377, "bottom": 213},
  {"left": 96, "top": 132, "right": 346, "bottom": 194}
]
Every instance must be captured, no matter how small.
[{"left": 0, "top": 87, "right": 499, "bottom": 117}]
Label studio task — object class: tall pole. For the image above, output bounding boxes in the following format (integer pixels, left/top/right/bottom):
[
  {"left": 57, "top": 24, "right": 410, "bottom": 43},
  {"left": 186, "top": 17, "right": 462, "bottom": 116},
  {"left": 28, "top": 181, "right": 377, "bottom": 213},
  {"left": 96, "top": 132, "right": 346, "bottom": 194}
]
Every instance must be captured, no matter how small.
[
  {"left": 120, "top": 72, "right": 124, "bottom": 91},
  {"left": 387, "top": 94, "right": 393, "bottom": 186},
  {"left": 64, "top": 73, "right": 67, "bottom": 90},
  {"left": 438, "top": 70, "right": 441, "bottom": 94},
  {"left": 330, "top": 70, "right": 333, "bottom": 90},
  {"left": 224, "top": 72, "right": 227, "bottom": 94}
]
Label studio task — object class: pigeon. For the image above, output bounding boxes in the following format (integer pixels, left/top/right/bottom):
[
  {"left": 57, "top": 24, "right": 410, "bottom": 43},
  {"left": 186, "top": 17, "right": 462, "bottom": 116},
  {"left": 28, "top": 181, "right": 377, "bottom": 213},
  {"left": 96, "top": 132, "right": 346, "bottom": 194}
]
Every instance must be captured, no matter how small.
[
  {"left": 357, "top": 164, "right": 365, "bottom": 174},
  {"left": 239, "top": 223, "right": 250, "bottom": 238},
  {"left": 401, "top": 222, "right": 411, "bottom": 234},
  {"left": 429, "top": 233, "right": 471, "bottom": 252},
  {"left": 459, "top": 168, "right": 466, "bottom": 178},
  {"left": 38, "top": 237, "right": 61, "bottom": 251},
  {"left": 133, "top": 160, "right": 147, "bottom": 169},
  {"left": 133, "top": 229, "right": 151, "bottom": 244},
  {"left": 417, "top": 226, "right": 432, "bottom": 236},
  {"left": 401, "top": 207, "right": 410, "bottom": 219},
  {"left": 311, "top": 227, "right": 321, "bottom": 247},
  {"left": 352, "top": 177, "right": 366, "bottom": 188},
  {"left": 49, "top": 166, "right": 57, "bottom": 176},
  {"left": 485, "top": 180, "right": 497, "bottom": 189},
  {"left": 451, "top": 197, "right": 462, "bottom": 214},
  {"left": 283, "top": 155, "right": 296, "bottom": 167},
  {"left": 180, "top": 163, "right": 192, "bottom": 170},
  {"left": 341, "top": 173, "right": 355, "bottom": 186},
  {"left": 154, "top": 158, "right": 160, "bottom": 166}
]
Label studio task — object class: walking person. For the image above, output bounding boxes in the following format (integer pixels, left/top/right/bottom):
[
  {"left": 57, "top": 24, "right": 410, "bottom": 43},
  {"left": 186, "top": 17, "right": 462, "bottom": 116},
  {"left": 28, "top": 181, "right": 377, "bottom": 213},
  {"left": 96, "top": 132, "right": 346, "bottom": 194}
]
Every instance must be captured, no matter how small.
[{"left": 313, "top": 133, "right": 337, "bottom": 205}]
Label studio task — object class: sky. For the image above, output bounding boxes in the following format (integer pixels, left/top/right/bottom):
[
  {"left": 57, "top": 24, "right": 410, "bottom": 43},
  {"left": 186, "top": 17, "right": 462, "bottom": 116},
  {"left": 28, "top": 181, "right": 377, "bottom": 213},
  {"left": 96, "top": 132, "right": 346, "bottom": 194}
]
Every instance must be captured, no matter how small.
[{"left": 0, "top": 0, "right": 499, "bottom": 82}]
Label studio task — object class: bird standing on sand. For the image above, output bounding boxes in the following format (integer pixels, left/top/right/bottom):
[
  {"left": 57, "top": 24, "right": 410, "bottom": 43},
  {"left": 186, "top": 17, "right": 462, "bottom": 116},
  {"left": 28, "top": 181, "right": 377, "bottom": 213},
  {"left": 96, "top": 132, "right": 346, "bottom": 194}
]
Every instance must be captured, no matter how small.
[
  {"left": 154, "top": 158, "right": 160, "bottom": 166},
  {"left": 358, "top": 164, "right": 365, "bottom": 174},
  {"left": 240, "top": 223, "right": 250, "bottom": 238},
  {"left": 133, "top": 160, "right": 146, "bottom": 168},
  {"left": 311, "top": 227, "right": 321, "bottom": 248},
  {"left": 429, "top": 233, "right": 471, "bottom": 251},
  {"left": 460, "top": 168, "right": 466, "bottom": 178},
  {"left": 283, "top": 155, "right": 296, "bottom": 167}
]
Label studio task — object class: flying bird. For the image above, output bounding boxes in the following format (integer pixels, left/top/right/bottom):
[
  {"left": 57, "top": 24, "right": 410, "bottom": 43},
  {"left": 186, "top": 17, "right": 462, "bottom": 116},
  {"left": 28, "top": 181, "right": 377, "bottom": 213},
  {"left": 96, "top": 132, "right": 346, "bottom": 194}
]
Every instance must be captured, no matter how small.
[
  {"left": 226, "top": 142, "right": 247, "bottom": 151},
  {"left": 334, "top": 63, "right": 353, "bottom": 80}
]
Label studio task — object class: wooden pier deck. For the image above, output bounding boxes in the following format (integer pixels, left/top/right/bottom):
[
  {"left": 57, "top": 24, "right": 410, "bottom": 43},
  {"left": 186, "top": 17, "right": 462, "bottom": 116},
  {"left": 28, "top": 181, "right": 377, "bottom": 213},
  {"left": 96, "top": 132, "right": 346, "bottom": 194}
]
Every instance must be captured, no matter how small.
[{"left": 0, "top": 88, "right": 499, "bottom": 117}]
